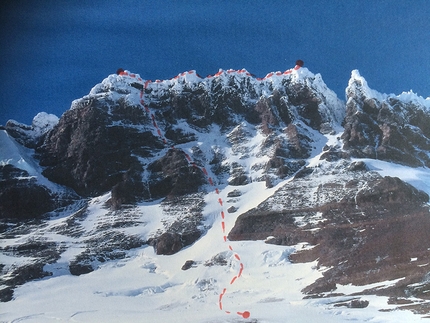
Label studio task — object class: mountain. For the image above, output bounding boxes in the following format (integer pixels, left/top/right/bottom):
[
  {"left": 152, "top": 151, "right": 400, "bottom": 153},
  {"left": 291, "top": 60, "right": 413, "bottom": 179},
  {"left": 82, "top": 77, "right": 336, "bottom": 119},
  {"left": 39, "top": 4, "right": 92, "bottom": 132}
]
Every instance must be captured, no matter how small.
[{"left": 1, "top": 65, "right": 430, "bottom": 322}]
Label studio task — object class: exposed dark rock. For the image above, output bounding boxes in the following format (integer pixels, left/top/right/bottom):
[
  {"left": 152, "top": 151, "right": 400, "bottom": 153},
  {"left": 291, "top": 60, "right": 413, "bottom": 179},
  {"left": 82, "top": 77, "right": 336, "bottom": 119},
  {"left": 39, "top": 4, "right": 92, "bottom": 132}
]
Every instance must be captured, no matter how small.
[
  {"left": 152, "top": 232, "right": 183, "bottom": 255},
  {"left": 229, "top": 161, "right": 430, "bottom": 301},
  {"left": 347, "top": 160, "right": 368, "bottom": 172},
  {"left": 5, "top": 113, "right": 57, "bottom": 149},
  {"left": 109, "top": 166, "right": 146, "bottom": 209},
  {"left": 227, "top": 189, "right": 242, "bottom": 198},
  {"left": 2, "top": 263, "right": 52, "bottom": 287},
  {"left": 284, "top": 124, "right": 312, "bottom": 159},
  {"left": 0, "top": 287, "right": 14, "bottom": 302},
  {"left": 388, "top": 297, "right": 415, "bottom": 305},
  {"left": 181, "top": 260, "right": 196, "bottom": 270},
  {"left": 286, "top": 82, "right": 323, "bottom": 129},
  {"left": 38, "top": 103, "right": 162, "bottom": 197},
  {"left": 204, "top": 252, "right": 229, "bottom": 267},
  {"left": 69, "top": 263, "right": 94, "bottom": 276},
  {"left": 0, "top": 166, "right": 55, "bottom": 220},
  {"left": 228, "top": 162, "right": 249, "bottom": 186},
  {"left": 319, "top": 147, "right": 349, "bottom": 162},
  {"left": 293, "top": 166, "right": 313, "bottom": 179},
  {"left": 255, "top": 97, "right": 279, "bottom": 134},
  {"left": 0, "top": 183, "right": 53, "bottom": 220},
  {"left": 227, "top": 206, "right": 238, "bottom": 213},
  {"left": 333, "top": 299, "right": 369, "bottom": 308},
  {"left": 0, "top": 238, "right": 64, "bottom": 299},
  {"left": 342, "top": 74, "right": 430, "bottom": 167},
  {"left": 68, "top": 232, "right": 145, "bottom": 275},
  {"left": 150, "top": 228, "right": 202, "bottom": 256},
  {"left": 147, "top": 193, "right": 206, "bottom": 255},
  {"left": 147, "top": 149, "right": 206, "bottom": 199},
  {"left": 355, "top": 176, "right": 429, "bottom": 207},
  {"left": 265, "top": 156, "right": 304, "bottom": 180},
  {"left": 181, "top": 230, "right": 202, "bottom": 247},
  {"left": 164, "top": 127, "right": 197, "bottom": 144},
  {"left": 0, "top": 164, "right": 29, "bottom": 180}
]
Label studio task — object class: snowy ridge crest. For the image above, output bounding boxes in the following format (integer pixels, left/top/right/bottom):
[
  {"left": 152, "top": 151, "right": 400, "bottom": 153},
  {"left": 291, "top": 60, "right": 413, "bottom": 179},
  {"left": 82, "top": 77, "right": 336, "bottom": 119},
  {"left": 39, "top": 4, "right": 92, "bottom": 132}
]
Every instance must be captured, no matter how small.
[{"left": 347, "top": 69, "right": 430, "bottom": 110}]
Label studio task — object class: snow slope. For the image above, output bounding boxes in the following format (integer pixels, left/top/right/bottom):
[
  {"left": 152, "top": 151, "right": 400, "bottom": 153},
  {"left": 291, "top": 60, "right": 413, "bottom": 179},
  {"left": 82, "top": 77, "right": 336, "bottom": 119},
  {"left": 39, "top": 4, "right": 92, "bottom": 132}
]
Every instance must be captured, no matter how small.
[
  {"left": 0, "top": 129, "right": 61, "bottom": 192},
  {"left": 2, "top": 130, "right": 429, "bottom": 323}
]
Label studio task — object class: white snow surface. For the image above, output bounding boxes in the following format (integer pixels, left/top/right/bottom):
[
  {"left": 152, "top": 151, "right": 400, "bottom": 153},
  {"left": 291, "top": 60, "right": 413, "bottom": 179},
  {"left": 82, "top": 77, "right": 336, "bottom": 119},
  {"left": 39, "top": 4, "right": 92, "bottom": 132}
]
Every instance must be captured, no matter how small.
[
  {"left": 348, "top": 69, "right": 430, "bottom": 110},
  {"left": 2, "top": 133, "right": 430, "bottom": 322},
  {"left": 1, "top": 182, "right": 426, "bottom": 323},
  {"left": 31, "top": 112, "right": 59, "bottom": 135},
  {"left": 2, "top": 69, "right": 430, "bottom": 322},
  {"left": 0, "top": 129, "right": 64, "bottom": 192}
]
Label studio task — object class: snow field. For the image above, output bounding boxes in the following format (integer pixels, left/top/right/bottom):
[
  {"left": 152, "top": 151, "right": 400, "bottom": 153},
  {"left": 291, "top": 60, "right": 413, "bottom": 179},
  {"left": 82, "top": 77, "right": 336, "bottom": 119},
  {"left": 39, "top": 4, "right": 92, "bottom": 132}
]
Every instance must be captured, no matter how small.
[{"left": 2, "top": 171, "right": 427, "bottom": 322}]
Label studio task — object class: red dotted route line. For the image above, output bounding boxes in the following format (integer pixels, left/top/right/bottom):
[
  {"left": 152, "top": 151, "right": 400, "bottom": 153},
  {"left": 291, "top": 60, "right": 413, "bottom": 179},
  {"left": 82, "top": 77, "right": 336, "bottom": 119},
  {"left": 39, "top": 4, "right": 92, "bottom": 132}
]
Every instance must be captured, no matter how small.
[
  {"left": 119, "top": 61, "right": 302, "bottom": 85},
  {"left": 118, "top": 63, "right": 303, "bottom": 319}
]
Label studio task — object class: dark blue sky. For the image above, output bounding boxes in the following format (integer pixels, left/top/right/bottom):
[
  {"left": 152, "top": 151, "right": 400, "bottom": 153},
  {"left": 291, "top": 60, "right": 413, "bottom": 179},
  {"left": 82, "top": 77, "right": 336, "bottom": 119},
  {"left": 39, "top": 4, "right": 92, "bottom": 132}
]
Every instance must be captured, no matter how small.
[{"left": 1, "top": 0, "right": 429, "bottom": 125}]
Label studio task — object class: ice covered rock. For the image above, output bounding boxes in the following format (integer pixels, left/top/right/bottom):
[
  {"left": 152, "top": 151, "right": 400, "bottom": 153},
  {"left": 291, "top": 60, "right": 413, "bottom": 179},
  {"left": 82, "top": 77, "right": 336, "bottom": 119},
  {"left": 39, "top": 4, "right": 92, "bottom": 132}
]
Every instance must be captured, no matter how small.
[{"left": 5, "top": 112, "right": 58, "bottom": 148}]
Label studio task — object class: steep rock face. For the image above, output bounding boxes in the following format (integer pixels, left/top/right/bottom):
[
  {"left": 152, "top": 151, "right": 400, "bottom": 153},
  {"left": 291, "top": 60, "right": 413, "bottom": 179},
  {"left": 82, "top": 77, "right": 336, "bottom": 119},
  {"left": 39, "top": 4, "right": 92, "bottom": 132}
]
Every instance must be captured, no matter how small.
[
  {"left": 5, "top": 112, "right": 59, "bottom": 149},
  {"left": 38, "top": 102, "right": 162, "bottom": 197},
  {"left": 36, "top": 68, "right": 343, "bottom": 201},
  {"left": 229, "top": 160, "right": 430, "bottom": 299},
  {"left": 146, "top": 149, "right": 206, "bottom": 200},
  {"left": 342, "top": 70, "right": 430, "bottom": 167},
  {"left": 0, "top": 128, "right": 78, "bottom": 221},
  {"left": 0, "top": 165, "right": 54, "bottom": 220}
]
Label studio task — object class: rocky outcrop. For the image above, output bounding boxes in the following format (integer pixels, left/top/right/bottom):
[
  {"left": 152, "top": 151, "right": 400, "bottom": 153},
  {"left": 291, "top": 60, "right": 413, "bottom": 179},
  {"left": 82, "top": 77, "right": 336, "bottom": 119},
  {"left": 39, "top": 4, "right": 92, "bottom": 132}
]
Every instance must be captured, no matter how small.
[
  {"left": 30, "top": 68, "right": 343, "bottom": 205},
  {"left": 0, "top": 164, "right": 73, "bottom": 220},
  {"left": 69, "top": 231, "right": 145, "bottom": 275},
  {"left": 0, "top": 235, "right": 64, "bottom": 301},
  {"left": 151, "top": 230, "right": 202, "bottom": 256},
  {"left": 229, "top": 160, "right": 430, "bottom": 300},
  {"left": 5, "top": 112, "right": 59, "bottom": 149},
  {"left": 147, "top": 149, "right": 206, "bottom": 199},
  {"left": 38, "top": 102, "right": 162, "bottom": 197},
  {"left": 149, "top": 193, "right": 205, "bottom": 255},
  {"left": 342, "top": 70, "right": 430, "bottom": 167}
]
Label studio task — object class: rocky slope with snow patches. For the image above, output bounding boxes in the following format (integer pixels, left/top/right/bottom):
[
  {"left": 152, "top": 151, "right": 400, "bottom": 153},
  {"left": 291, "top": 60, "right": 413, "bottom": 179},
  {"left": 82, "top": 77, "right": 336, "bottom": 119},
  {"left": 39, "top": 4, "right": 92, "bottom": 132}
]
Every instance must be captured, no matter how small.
[
  {"left": 343, "top": 70, "right": 430, "bottom": 167},
  {"left": 1, "top": 66, "right": 430, "bottom": 321}
]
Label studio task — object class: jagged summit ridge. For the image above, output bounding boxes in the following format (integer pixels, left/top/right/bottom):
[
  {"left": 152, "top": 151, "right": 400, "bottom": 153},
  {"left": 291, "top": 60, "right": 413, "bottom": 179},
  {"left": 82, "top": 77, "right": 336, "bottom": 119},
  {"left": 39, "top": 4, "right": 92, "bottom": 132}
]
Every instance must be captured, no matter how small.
[
  {"left": 343, "top": 70, "right": 430, "bottom": 167},
  {"left": 348, "top": 69, "right": 430, "bottom": 105},
  {"left": 38, "top": 65, "right": 345, "bottom": 200},
  {"left": 2, "top": 65, "right": 430, "bottom": 320},
  {"left": 78, "top": 66, "right": 345, "bottom": 124}
]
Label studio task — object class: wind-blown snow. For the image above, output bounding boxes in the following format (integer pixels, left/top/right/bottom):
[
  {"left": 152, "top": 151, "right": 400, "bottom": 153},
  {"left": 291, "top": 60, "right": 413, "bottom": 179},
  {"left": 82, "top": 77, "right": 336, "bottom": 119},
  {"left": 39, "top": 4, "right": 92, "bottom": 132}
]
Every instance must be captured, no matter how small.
[{"left": 348, "top": 70, "right": 387, "bottom": 102}]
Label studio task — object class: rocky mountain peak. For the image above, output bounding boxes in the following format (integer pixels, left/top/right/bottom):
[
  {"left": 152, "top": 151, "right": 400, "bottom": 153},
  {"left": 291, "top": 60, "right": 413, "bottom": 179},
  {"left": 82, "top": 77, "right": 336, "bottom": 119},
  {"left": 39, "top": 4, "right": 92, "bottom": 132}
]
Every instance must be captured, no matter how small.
[
  {"left": 32, "top": 67, "right": 345, "bottom": 200},
  {"left": 342, "top": 70, "right": 430, "bottom": 167},
  {"left": 346, "top": 69, "right": 383, "bottom": 102},
  {"left": 2, "top": 66, "right": 430, "bottom": 318}
]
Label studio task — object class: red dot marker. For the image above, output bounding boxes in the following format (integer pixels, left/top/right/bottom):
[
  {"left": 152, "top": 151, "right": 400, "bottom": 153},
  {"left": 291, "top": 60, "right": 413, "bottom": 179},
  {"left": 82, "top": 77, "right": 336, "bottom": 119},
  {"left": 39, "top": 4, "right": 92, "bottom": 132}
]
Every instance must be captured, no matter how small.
[{"left": 238, "top": 311, "right": 251, "bottom": 319}]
